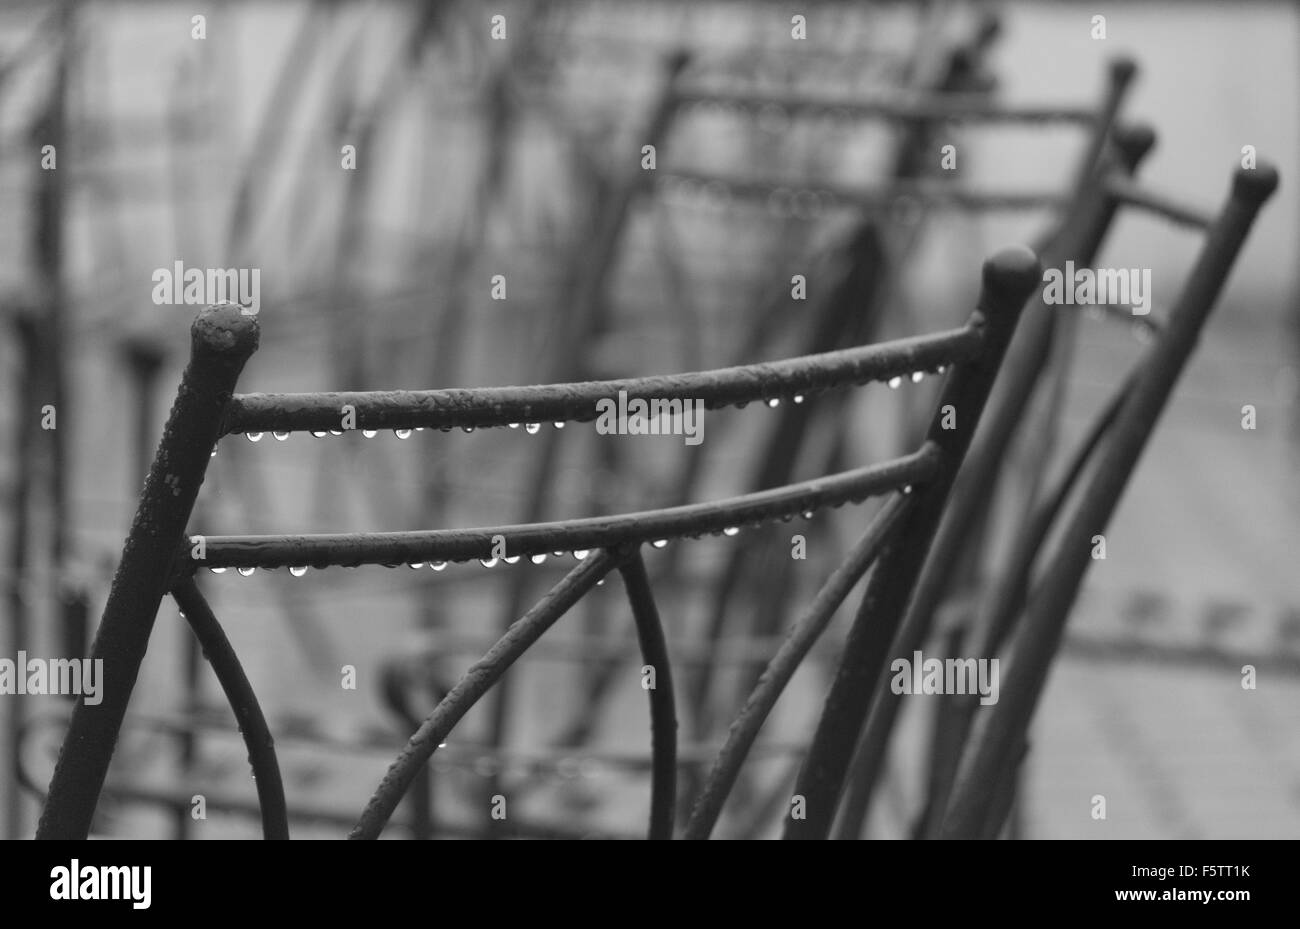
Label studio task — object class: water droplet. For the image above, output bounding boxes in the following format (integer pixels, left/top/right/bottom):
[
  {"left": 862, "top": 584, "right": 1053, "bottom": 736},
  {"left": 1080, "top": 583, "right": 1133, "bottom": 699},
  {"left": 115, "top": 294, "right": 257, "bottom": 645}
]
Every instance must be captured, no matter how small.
[
  {"left": 504, "top": 555, "right": 521, "bottom": 565},
  {"left": 273, "top": 431, "right": 290, "bottom": 441},
  {"left": 394, "top": 429, "right": 412, "bottom": 439},
  {"left": 530, "top": 553, "right": 547, "bottom": 565},
  {"left": 903, "top": 485, "right": 913, "bottom": 495},
  {"left": 210, "top": 447, "right": 218, "bottom": 457},
  {"left": 289, "top": 566, "right": 308, "bottom": 577},
  {"left": 553, "top": 422, "right": 565, "bottom": 429},
  {"left": 552, "top": 551, "right": 565, "bottom": 558},
  {"left": 723, "top": 526, "right": 740, "bottom": 537},
  {"left": 802, "top": 510, "right": 815, "bottom": 520},
  {"left": 888, "top": 376, "right": 902, "bottom": 389},
  {"left": 766, "top": 398, "right": 780, "bottom": 408},
  {"left": 462, "top": 426, "right": 475, "bottom": 434},
  {"left": 573, "top": 549, "right": 590, "bottom": 560},
  {"left": 311, "top": 430, "right": 327, "bottom": 438},
  {"left": 508, "top": 423, "right": 520, "bottom": 429},
  {"left": 209, "top": 567, "right": 227, "bottom": 574},
  {"left": 431, "top": 561, "right": 447, "bottom": 571},
  {"left": 246, "top": 432, "right": 263, "bottom": 442},
  {"left": 329, "top": 429, "right": 343, "bottom": 436},
  {"left": 237, "top": 567, "right": 256, "bottom": 577},
  {"left": 651, "top": 539, "right": 668, "bottom": 549},
  {"left": 937, "top": 365, "right": 947, "bottom": 374},
  {"left": 362, "top": 429, "right": 377, "bottom": 438},
  {"left": 480, "top": 557, "right": 499, "bottom": 568},
  {"left": 408, "top": 562, "right": 425, "bottom": 570},
  {"left": 437, "top": 741, "right": 447, "bottom": 749},
  {"left": 524, "top": 423, "right": 541, "bottom": 434},
  {"left": 911, "top": 371, "right": 924, "bottom": 384},
  {"left": 793, "top": 395, "right": 804, "bottom": 404}
]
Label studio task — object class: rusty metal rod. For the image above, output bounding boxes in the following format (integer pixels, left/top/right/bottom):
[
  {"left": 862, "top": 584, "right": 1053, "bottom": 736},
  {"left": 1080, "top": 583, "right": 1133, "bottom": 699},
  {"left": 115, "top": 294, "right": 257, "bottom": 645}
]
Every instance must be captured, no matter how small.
[
  {"left": 784, "top": 246, "right": 1042, "bottom": 839},
  {"left": 171, "top": 576, "right": 288, "bottom": 840},
  {"left": 617, "top": 549, "right": 677, "bottom": 839},
  {"left": 186, "top": 446, "right": 940, "bottom": 570},
  {"left": 658, "top": 169, "right": 1070, "bottom": 213},
  {"left": 1104, "top": 174, "right": 1213, "bottom": 230},
  {"left": 36, "top": 305, "right": 258, "bottom": 840},
  {"left": 349, "top": 549, "right": 620, "bottom": 839},
  {"left": 220, "top": 325, "right": 982, "bottom": 435},
  {"left": 672, "top": 87, "right": 1097, "bottom": 125},
  {"left": 685, "top": 492, "right": 913, "bottom": 840}
]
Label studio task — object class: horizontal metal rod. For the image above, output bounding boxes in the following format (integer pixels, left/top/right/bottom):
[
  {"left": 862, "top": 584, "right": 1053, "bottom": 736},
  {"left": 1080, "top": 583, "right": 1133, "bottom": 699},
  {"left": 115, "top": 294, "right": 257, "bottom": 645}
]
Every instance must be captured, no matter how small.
[
  {"left": 19, "top": 708, "right": 805, "bottom": 771},
  {"left": 660, "top": 169, "right": 1070, "bottom": 213},
  {"left": 96, "top": 782, "right": 630, "bottom": 840},
  {"left": 220, "top": 328, "right": 982, "bottom": 435},
  {"left": 1104, "top": 175, "right": 1213, "bottom": 229},
  {"left": 674, "top": 86, "right": 1097, "bottom": 125},
  {"left": 186, "top": 444, "right": 942, "bottom": 570}
]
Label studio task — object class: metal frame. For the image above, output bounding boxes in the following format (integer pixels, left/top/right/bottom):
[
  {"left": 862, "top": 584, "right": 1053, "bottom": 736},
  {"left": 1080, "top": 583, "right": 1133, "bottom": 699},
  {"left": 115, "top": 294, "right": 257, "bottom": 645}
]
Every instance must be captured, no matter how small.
[{"left": 35, "top": 244, "right": 1043, "bottom": 840}]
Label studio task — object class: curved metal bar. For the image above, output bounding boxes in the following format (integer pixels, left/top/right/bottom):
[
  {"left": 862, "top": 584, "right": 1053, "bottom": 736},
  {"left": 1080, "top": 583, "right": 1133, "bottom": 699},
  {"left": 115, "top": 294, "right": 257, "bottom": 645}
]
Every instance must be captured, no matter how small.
[
  {"left": 616, "top": 549, "right": 677, "bottom": 840},
  {"left": 349, "top": 549, "right": 620, "bottom": 839},
  {"left": 37, "top": 305, "right": 259, "bottom": 841},
  {"left": 219, "top": 326, "right": 982, "bottom": 435},
  {"left": 673, "top": 88, "right": 1099, "bottom": 125},
  {"left": 684, "top": 491, "right": 913, "bottom": 840},
  {"left": 170, "top": 576, "right": 289, "bottom": 840},
  {"left": 185, "top": 444, "right": 941, "bottom": 571}
]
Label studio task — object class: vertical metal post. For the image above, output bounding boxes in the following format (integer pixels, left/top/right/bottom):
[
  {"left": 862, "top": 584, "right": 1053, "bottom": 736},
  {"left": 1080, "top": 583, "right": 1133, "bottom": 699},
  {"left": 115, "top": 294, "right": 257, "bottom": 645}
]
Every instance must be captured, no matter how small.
[
  {"left": 37, "top": 304, "right": 259, "bottom": 840},
  {"left": 785, "top": 246, "right": 1041, "bottom": 839}
]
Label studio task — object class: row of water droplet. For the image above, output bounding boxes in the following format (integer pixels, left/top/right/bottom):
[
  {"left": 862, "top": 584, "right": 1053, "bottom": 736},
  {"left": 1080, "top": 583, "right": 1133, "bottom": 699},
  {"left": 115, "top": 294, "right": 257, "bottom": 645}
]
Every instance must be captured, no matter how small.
[
  {"left": 210, "top": 539, "right": 667, "bottom": 577},
  {"left": 201, "top": 494, "right": 930, "bottom": 578},
  {"left": 227, "top": 367, "right": 946, "bottom": 447}
]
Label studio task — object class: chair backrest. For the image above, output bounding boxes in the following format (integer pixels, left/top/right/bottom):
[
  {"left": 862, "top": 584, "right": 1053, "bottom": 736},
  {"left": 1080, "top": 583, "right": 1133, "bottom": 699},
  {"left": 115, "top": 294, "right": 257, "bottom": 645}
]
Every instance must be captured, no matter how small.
[{"left": 35, "top": 241, "right": 1044, "bottom": 840}]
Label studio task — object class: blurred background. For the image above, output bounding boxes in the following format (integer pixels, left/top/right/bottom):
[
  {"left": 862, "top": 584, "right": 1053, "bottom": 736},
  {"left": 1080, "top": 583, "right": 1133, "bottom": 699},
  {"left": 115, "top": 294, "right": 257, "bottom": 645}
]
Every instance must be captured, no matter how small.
[{"left": 1, "top": 0, "right": 1297, "bottom": 839}]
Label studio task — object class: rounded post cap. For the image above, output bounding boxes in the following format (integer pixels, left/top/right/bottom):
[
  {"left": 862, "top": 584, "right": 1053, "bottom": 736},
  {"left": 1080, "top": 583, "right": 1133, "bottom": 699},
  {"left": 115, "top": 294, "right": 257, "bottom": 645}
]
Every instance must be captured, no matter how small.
[
  {"left": 1232, "top": 163, "right": 1280, "bottom": 205},
  {"left": 1109, "top": 56, "right": 1139, "bottom": 88},
  {"left": 982, "top": 245, "right": 1042, "bottom": 303},
  {"left": 192, "top": 303, "right": 260, "bottom": 359},
  {"left": 665, "top": 48, "right": 692, "bottom": 76},
  {"left": 1112, "top": 123, "right": 1157, "bottom": 164}
]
